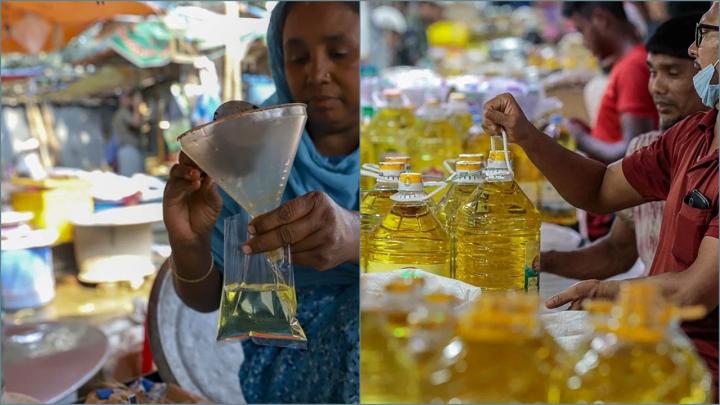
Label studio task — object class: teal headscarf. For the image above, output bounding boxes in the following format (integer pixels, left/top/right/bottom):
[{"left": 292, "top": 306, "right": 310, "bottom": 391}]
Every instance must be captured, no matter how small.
[{"left": 211, "top": 2, "right": 360, "bottom": 287}]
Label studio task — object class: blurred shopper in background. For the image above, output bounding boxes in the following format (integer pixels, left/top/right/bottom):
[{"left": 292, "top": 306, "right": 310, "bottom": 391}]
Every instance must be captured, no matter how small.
[
  {"left": 562, "top": 1, "right": 660, "bottom": 240},
  {"left": 542, "top": 14, "right": 707, "bottom": 281},
  {"left": 113, "top": 88, "right": 146, "bottom": 176}
]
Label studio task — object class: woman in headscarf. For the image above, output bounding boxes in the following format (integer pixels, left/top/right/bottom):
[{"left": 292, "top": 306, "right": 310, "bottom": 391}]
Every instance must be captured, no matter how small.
[{"left": 162, "top": 2, "right": 360, "bottom": 403}]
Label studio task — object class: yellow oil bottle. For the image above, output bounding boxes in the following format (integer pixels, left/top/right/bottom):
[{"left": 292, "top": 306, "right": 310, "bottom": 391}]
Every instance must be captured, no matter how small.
[
  {"left": 436, "top": 161, "right": 483, "bottom": 277},
  {"left": 406, "top": 292, "right": 459, "bottom": 403},
  {"left": 365, "top": 88, "right": 414, "bottom": 164},
  {"left": 455, "top": 150, "right": 541, "bottom": 291},
  {"left": 360, "top": 278, "right": 423, "bottom": 404},
  {"left": 361, "top": 161, "right": 404, "bottom": 272},
  {"left": 462, "top": 117, "right": 492, "bottom": 155},
  {"left": 428, "top": 292, "right": 558, "bottom": 403},
  {"left": 408, "top": 98, "right": 461, "bottom": 180},
  {"left": 539, "top": 114, "right": 577, "bottom": 225},
  {"left": 556, "top": 281, "right": 712, "bottom": 404},
  {"left": 437, "top": 161, "right": 484, "bottom": 230},
  {"left": 509, "top": 143, "right": 543, "bottom": 207},
  {"left": 446, "top": 92, "right": 474, "bottom": 138},
  {"left": 366, "top": 173, "right": 451, "bottom": 277},
  {"left": 361, "top": 104, "right": 376, "bottom": 192},
  {"left": 435, "top": 153, "right": 484, "bottom": 205}
]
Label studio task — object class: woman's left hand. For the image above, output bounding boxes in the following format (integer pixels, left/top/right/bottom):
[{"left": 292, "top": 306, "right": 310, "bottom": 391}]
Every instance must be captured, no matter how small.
[{"left": 243, "top": 191, "right": 360, "bottom": 271}]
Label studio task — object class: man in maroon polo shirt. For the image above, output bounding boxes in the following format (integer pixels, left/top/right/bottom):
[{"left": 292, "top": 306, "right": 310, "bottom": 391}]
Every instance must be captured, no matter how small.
[{"left": 483, "top": 1, "right": 719, "bottom": 390}]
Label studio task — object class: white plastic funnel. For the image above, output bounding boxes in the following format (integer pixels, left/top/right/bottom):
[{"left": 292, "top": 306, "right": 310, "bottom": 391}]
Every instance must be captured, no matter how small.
[{"left": 178, "top": 103, "right": 307, "bottom": 217}]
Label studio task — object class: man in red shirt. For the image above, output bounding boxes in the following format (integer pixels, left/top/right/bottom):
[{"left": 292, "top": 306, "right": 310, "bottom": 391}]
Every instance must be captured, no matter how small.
[
  {"left": 562, "top": 2, "right": 659, "bottom": 164},
  {"left": 542, "top": 14, "right": 708, "bottom": 282},
  {"left": 483, "top": 1, "right": 719, "bottom": 391},
  {"left": 562, "top": 2, "right": 660, "bottom": 241}
]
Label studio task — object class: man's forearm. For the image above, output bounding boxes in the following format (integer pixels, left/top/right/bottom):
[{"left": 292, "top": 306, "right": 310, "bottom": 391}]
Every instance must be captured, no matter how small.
[
  {"left": 519, "top": 129, "right": 610, "bottom": 212},
  {"left": 543, "top": 232, "right": 638, "bottom": 280},
  {"left": 576, "top": 135, "right": 629, "bottom": 164},
  {"left": 171, "top": 237, "right": 222, "bottom": 313}
]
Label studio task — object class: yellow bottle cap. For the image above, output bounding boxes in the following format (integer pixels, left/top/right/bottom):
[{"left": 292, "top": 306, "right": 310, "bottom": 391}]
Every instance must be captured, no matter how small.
[
  {"left": 589, "top": 281, "right": 707, "bottom": 343},
  {"left": 400, "top": 172, "right": 423, "bottom": 185},
  {"left": 455, "top": 161, "right": 482, "bottom": 172},
  {"left": 458, "top": 292, "right": 540, "bottom": 341},
  {"left": 458, "top": 153, "right": 485, "bottom": 163},
  {"left": 379, "top": 161, "right": 405, "bottom": 171},
  {"left": 449, "top": 92, "right": 467, "bottom": 101},
  {"left": 386, "top": 155, "right": 411, "bottom": 164}
]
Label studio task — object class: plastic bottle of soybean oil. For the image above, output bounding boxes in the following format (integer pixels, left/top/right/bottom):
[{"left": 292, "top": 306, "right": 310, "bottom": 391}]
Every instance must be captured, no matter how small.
[
  {"left": 508, "top": 142, "right": 543, "bottom": 207},
  {"left": 455, "top": 149, "right": 541, "bottom": 291},
  {"left": 446, "top": 92, "right": 474, "bottom": 138},
  {"left": 539, "top": 114, "right": 577, "bottom": 225},
  {"left": 437, "top": 160, "right": 484, "bottom": 230},
  {"left": 463, "top": 116, "right": 492, "bottom": 156},
  {"left": 428, "top": 292, "right": 558, "bottom": 403},
  {"left": 366, "top": 172, "right": 451, "bottom": 277},
  {"left": 360, "top": 277, "right": 424, "bottom": 404},
  {"left": 556, "top": 281, "right": 711, "bottom": 404},
  {"left": 408, "top": 98, "right": 461, "bottom": 180},
  {"left": 434, "top": 153, "right": 485, "bottom": 205},
  {"left": 360, "top": 161, "right": 404, "bottom": 272},
  {"left": 366, "top": 89, "right": 415, "bottom": 164},
  {"left": 436, "top": 161, "right": 484, "bottom": 277},
  {"left": 406, "top": 292, "right": 459, "bottom": 403}
]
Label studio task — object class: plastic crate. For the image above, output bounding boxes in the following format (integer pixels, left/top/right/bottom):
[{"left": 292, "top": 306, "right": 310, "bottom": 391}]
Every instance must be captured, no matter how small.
[{"left": 10, "top": 177, "right": 93, "bottom": 244}]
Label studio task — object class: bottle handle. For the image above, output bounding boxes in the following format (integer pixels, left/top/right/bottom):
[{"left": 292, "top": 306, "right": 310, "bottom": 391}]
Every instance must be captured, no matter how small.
[
  {"left": 423, "top": 180, "right": 448, "bottom": 200},
  {"left": 362, "top": 163, "right": 382, "bottom": 173},
  {"left": 443, "top": 158, "right": 456, "bottom": 174},
  {"left": 500, "top": 128, "right": 514, "bottom": 177},
  {"left": 361, "top": 169, "right": 381, "bottom": 179}
]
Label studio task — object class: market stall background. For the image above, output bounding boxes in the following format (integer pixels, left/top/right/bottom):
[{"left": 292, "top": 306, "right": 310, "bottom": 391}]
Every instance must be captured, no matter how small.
[{"left": 1, "top": 2, "right": 277, "bottom": 403}]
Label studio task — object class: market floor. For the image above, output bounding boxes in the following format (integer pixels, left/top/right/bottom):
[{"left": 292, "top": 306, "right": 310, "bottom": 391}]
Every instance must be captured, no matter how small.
[{"left": 3, "top": 223, "right": 170, "bottom": 390}]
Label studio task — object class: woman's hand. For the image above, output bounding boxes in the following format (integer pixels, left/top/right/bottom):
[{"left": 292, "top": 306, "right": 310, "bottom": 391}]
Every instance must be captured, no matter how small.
[
  {"left": 483, "top": 93, "right": 540, "bottom": 146},
  {"left": 243, "top": 191, "right": 360, "bottom": 271},
  {"left": 163, "top": 152, "right": 223, "bottom": 247}
]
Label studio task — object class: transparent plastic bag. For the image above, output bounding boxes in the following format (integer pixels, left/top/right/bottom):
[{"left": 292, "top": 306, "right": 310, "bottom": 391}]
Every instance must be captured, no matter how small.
[{"left": 216, "top": 214, "right": 307, "bottom": 348}]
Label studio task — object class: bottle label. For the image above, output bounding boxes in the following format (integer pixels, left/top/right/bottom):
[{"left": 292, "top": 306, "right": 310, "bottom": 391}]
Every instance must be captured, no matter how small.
[
  {"left": 524, "top": 266, "right": 539, "bottom": 292},
  {"left": 524, "top": 248, "right": 540, "bottom": 292},
  {"left": 366, "top": 261, "right": 451, "bottom": 278}
]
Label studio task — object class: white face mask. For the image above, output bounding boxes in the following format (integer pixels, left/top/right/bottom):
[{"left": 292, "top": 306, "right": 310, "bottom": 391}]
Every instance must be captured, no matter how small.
[{"left": 693, "top": 60, "right": 720, "bottom": 108}]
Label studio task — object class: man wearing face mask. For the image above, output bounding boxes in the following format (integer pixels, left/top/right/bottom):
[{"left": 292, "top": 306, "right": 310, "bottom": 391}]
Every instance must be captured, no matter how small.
[
  {"left": 542, "top": 14, "right": 708, "bottom": 281},
  {"left": 483, "top": 2, "right": 719, "bottom": 391}
]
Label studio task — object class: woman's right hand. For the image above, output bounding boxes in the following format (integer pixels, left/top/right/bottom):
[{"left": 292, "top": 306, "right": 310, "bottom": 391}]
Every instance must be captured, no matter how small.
[{"left": 163, "top": 152, "right": 223, "bottom": 247}]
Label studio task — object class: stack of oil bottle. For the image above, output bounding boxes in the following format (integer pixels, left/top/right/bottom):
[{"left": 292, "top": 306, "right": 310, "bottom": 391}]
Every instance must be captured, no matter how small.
[
  {"left": 361, "top": 90, "right": 577, "bottom": 290},
  {"left": 360, "top": 276, "right": 712, "bottom": 403},
  {"left": 361, "top": 89, "right": 578, "bottom": 286},
  {"left": 360, "top": 88, "right": 711, "bottom": 403}
]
